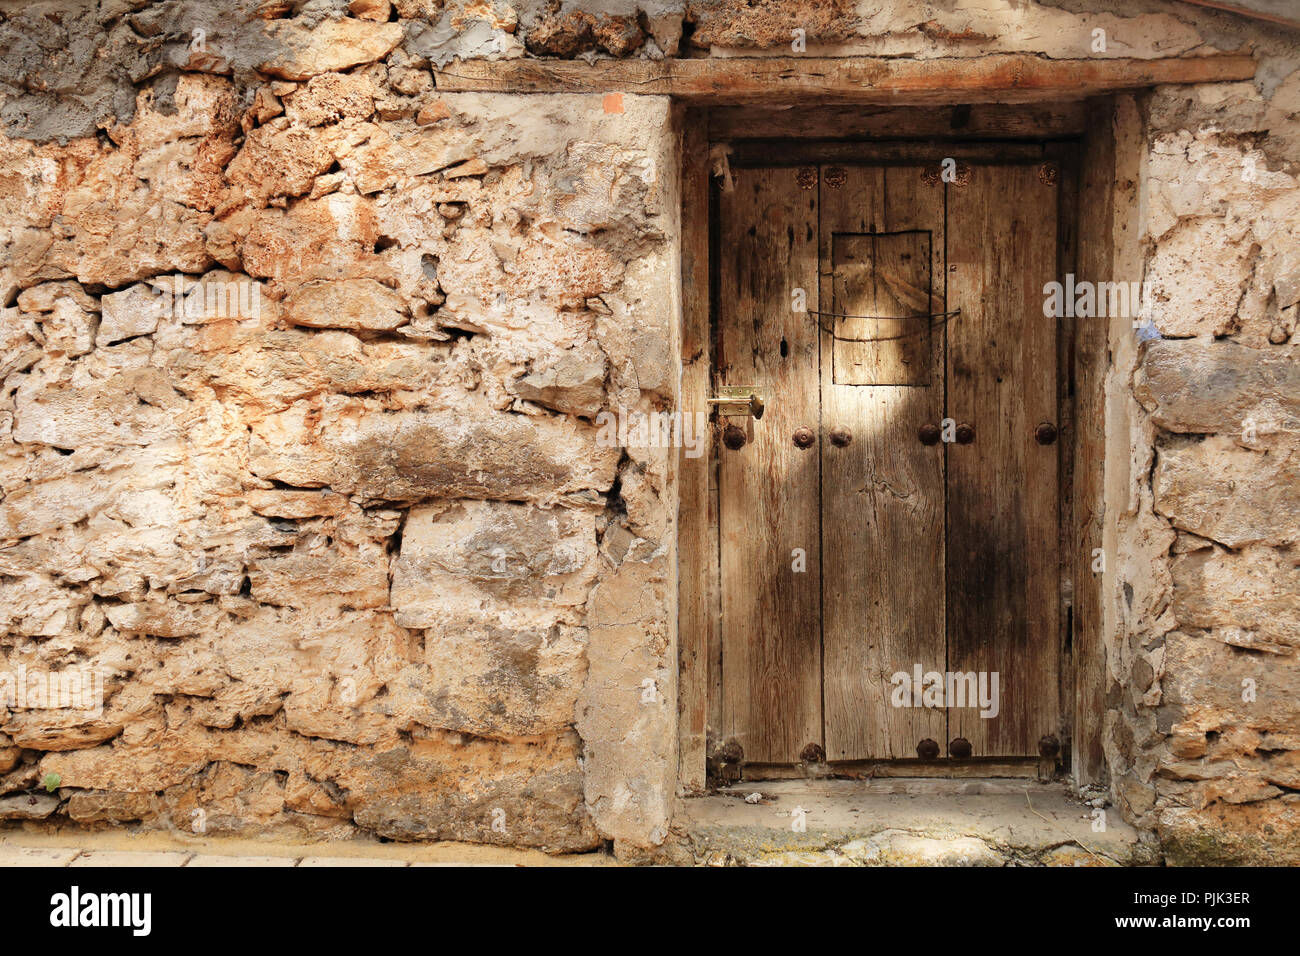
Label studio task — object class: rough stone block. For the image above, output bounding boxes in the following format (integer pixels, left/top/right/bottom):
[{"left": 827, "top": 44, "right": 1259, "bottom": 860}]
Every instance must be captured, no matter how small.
[
  {"left": 1159, "top": 631, "right": 1300, "bottom": 737},
  {"left": 1171, "top": 546, "right": 1300, "bottom": 653},
  {"left": 257, "top": 18, "right": 404, "bottom": 81},
  {"left": 284, "top": 278, "right": 409, "bottom": 331},
  {"left": 1136, "top": 340, "right": 1300, "bottom": 436},
  {"left": 248, "top": 397, "right": 619, "bottom": 502},
  {"left": 1154, "top": 437, "right": 1300, "bottom": 547},
  {"left": 1159, "top": 800, "right": 1300, "bottom": 866},
  {"left": 392, "top": 500, "right": 598, "bottom": 624}
]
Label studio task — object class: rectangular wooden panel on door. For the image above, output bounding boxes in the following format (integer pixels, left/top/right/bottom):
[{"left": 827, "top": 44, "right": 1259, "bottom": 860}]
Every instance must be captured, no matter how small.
[
  {"left": 830, "top": 230, "right": 934, "bottom": 386},
  {"left": 717, "top": 167, "right": 822, "bottom": 765}
]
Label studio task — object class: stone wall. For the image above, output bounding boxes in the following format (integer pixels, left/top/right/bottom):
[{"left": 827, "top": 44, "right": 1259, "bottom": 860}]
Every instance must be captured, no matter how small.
[
  {"left": 1119, "top": 75, "right": 1300, "bottom": 865},
  {"left": 0, "top": 0, "right": 1297, "bottom": 862}
]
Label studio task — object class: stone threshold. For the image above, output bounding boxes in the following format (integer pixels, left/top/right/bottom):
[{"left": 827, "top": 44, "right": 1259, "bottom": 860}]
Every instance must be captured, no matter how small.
[{"left": 672, "top": 778, "right": 1160, "bottom": 866}]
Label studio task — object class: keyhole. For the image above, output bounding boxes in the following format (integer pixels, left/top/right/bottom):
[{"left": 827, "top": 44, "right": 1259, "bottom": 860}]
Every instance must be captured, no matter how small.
[{"left": 780, "top": 338, "right": 789, "bottom": 358}]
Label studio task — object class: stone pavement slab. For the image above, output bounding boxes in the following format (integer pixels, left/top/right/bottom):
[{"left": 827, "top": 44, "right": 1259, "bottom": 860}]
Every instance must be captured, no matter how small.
[
  {"left": 298, "top": 857, "right": 408, "bottom": 867},
  {"left": 186, "top": 855, "right": 299, "bottom": 867},
  {"left": 0, "top": 846, "right": 81, "bottom": 867},
  {"left": 69, "top": 850, "right": 192, "bottom": 867}
]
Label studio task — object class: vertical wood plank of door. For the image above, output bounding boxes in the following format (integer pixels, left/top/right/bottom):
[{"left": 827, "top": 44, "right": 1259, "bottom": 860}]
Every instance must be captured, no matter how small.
[
  {"left": 946, "top": 164, "right": 1060, "bottom": 757},
  {"left": 718, "top": 167, "right": 822, "bottom": 764},
  {"left": 821, "top": 166, "right": 946, "bottom": 761}
]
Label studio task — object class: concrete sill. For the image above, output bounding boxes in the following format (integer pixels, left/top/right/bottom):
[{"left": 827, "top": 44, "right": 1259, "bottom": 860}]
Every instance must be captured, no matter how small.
[{"left": 674, "top": 779, "right": 1158, "bottom": 866}]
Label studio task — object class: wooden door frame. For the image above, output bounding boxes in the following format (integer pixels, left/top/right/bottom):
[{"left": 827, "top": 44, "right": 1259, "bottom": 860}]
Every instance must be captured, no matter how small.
[{"left": 677, "top": 101, "right": 1118, "bottom": 792}]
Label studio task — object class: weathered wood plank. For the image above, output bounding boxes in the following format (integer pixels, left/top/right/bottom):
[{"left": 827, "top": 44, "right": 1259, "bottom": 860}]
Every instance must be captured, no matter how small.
[
  {"left": 1050, "top": 139, "right": 1081, "bottom": 774},
  {"left": 677, "top": 107, "right": 713, "bottom": 793},
  {"left": 718, "top": 166, "right": 822, "bottom": 764},
  {"left": 728, "top": 140, "right": 1045, "bottom": 167},
  {"left": 1072, "top": 99, "right": 1117, "bottom": 785},
  {"left": 946, "top": 164, "right": 1060, "bottom": 758},
  {"left": 435, "top": 55, "right": 1257, "bottom": 103},
  {"left": 711, "top": 103, "right": 1090, "bottom": 141},
  {"left": 820, "top": 165, "right": 947, "bottom": 761}
]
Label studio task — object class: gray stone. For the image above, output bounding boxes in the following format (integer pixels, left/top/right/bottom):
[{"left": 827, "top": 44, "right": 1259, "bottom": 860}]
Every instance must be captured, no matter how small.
[{"left": 1136, "top": 340, "right": 1300, "bottom": 435}]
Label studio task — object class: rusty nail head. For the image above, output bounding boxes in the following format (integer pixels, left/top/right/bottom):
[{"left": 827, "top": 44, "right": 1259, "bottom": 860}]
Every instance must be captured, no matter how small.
[
  {"left": 916, "top": 738, "right": 940, "bottom": 760},
  {"left": 918, "top": 423, "right": 940, "bottom": 445},
  {"left": 800, "top": 742, "right": 827, "bottom": 764},
  {"left": 1035, "top": 422, "right": 1058, "bottom": 445},
  {"left": 1038, "top": 734, "right": 1060, "bottom": 759},
  {"left": 720, "top": 739, "right": 744, "bottom": 763},
  {"left": 956, "top": 422, "right": 975, "bottom": 444},
  {"left": 949, "top": 737, "right": 972, "bottom": 759},
  {"left": 797, "top": 167, "right": 817, "bottom": 189},
  {"left": 792, "top": 427, "right": 815, "bottom": 449},
  {"left": 723, "top": 424, "right": 747, "bottom": 450},
  {"left": 829, "top": 425, "right": 852, "bottom": 447}
]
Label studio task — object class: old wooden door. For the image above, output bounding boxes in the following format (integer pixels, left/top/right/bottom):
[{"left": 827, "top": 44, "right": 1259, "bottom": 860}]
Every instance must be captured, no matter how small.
[{"left": 717, "top": 161, "right": 1060, "bottom": 766}]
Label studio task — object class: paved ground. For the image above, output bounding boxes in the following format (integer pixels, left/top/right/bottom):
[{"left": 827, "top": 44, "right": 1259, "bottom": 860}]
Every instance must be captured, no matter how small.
[
  {"left": 0, "top": 830, "right": 616, "bottom": 867},
  {"left": 1, "top": 780, "right": 1159, "bottom": 866}
]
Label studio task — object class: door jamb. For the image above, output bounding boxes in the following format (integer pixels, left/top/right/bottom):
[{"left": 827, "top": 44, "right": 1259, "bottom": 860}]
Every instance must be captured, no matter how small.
[{"left": 676, "top": 102, "right": 1115, "bottom": 792}]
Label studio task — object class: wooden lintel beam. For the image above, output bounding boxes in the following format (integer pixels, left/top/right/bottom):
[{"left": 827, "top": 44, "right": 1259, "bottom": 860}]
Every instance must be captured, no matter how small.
[{"left": 435, "top": 54, "right": 1257, "bottom": 104}]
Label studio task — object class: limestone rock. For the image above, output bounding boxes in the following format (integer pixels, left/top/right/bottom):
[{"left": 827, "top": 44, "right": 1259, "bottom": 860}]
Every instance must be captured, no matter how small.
[
  {"left": 0, "top": 574, "right": 75, "bottom": 637},
  {"left": 1160, "top": 801, "right": 1300, "bottom": 866},
  {"left": 284, "top": 72, "right": 378, "bottom": 127},
  {"left": 1136, "top": 340, "right": 1300, "bottom": 436},
  {"left": 1144, "top": 218, "right": 1255, "bottom": 338},
  {"left": 1154, "top": 437, "right": 1300, "bottom": 548},
  {"left": 1160, "top": 632, "right": 1300, "bottom": 738},
  {"left": 248, "top": 545, "right": 391, "bottom": 611},
  {"left": 1040, "top": 844, "right": 1121, "bottom": 867},
  {"left": 99, "top": 283, "right": 169, "bottom": 344},
  {"left": 688, "top": 0, "right": 857, "bottom": 49},
  {"left": 841, "top": 832, "right": 1005, "bottom": 867},
  {"left": 35, "top": 299, "right": 98, "bottom": 358},
  {"left": 0, "top": 312, "right": 42, "bottom": 379},
  {"left": 258, "top": 18, "right": 404, "bottom": 82},
  {"left": 13, "top": 366, "right": 184, "bottom": 451},
  {"left": 1171, "top": 546, "right": 1300, "bottom": 653},
  {"left": 235, "top": 192, "right": 385, "bottom": 285},
  {"left": 395, "top": 622, "right": 588, "bottom": 738},
  {"left": 344, "top": 125, "right": 477, "bottom": 194},
  {"left": 349, "top": 0, "right": 392, "bottom": 23},
  {"left": 248, "top": 397, "right": 620, "bottom": 502},
  {"left": 284, "top": 279, "right": 409, "bottom": 331},
  {"left": 513, "top": 343, "right": 607, "bottom": 418},
  {"left": 391, "top": 500, "right": 599, "bottom": 629},
  {"left": 105, "top": 597, "right": 224, "bottom": 639},
  {"left": 224, "top": 123, "right": 343, "bottom": 208},
  {"left": 0, "top": 792, "right": 60, "bottom": 820},
  {"left": 16, "top": 282, "right": 99, "bottom": 314}
]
